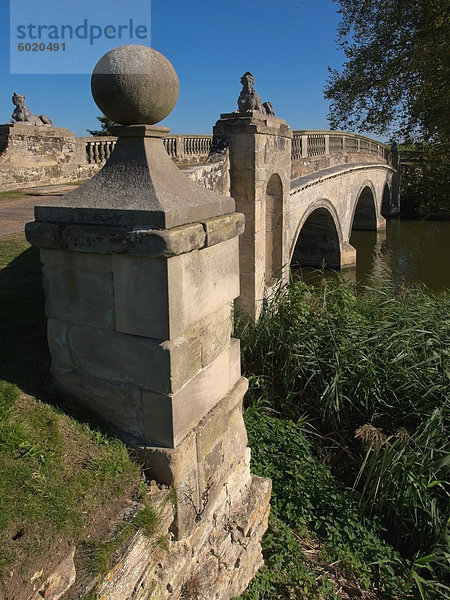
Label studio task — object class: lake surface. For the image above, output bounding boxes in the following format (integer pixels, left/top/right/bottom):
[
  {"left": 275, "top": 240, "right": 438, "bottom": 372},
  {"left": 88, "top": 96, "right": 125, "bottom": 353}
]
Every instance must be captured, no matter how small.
[{"left": 297, "top": 220, "right": 450, "bottom": 291}]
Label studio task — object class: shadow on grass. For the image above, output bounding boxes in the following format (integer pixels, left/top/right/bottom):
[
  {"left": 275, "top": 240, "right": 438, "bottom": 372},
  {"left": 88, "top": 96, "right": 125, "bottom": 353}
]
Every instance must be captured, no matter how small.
[
  {"left": 0, "top": 244, "right": 50, "bottom": 396},
  {"left": 0, "top": 239, "right": 119, "bottom": 436}
]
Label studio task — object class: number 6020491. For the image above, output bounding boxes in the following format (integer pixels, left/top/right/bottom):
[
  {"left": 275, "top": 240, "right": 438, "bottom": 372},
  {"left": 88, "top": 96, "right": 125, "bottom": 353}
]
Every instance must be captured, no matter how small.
[{"left": 18, "top": 42, "right": 66, "bottom": 51}]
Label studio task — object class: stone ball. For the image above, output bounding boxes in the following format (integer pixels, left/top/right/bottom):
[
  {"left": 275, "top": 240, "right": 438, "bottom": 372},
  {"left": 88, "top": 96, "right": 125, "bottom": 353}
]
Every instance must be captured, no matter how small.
[{"left": 91, "top": 45, "right": 179, "bottom": 125}]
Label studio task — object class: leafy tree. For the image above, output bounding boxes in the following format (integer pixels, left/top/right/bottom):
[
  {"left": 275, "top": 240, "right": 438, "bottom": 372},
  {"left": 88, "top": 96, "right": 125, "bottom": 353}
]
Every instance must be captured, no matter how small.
[
  {"left": 325, "top": 0, "right": 449, "bottom": 143},
  {"left": 325, "top": 0, "right": 449, "bottom": 218},
  {"left": 87, "top": 115, "right": 118, "bottom": 136}
]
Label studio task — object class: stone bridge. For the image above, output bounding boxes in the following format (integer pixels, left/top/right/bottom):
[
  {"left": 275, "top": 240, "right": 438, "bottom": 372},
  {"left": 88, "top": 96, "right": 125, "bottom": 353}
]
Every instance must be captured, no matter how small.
[
  {"left": 1, "top": 100, "right": 399, "bottom": 321},
  {"left": 23, "top": 47, "right": 401, "bottom": 598},
  {"left": 212, "top": 113, "right": 398, "bottom": 318}
]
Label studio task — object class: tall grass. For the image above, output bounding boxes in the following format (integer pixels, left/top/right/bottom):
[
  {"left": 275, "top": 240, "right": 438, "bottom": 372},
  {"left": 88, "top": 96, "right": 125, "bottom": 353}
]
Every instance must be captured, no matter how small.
[{"left": 235, "top": 275, "right": 449, "bottom": 594}]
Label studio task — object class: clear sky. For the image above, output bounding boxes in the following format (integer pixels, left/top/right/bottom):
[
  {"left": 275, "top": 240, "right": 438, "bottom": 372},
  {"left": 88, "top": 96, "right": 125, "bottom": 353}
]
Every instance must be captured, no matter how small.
[{"left": 1, "top": 0, "right": 346, "bottom": 137}]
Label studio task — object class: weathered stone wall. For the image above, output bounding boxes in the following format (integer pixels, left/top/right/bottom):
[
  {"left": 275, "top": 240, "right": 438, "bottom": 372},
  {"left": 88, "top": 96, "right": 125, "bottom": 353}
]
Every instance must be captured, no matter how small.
[
  {"left": 291, "top": 151, "right": 387, "bottom": 180},
  {"left": 26, "top": 118, "right": 271, "bottom": 599},
  {"left": 183, "top": 150, "right": 231, "bottom": 196},
  {"left": 0, "top": 124, "right": 97, "bottom": 190},
  {"left": 94, "top": 473, "right": 270, "bottom": 600},
  {"left": 213, "top": 111, "right": 292, "bottom": 319},
  {"left": 27, "top": 391, "right": 271, "bottom": 600}
]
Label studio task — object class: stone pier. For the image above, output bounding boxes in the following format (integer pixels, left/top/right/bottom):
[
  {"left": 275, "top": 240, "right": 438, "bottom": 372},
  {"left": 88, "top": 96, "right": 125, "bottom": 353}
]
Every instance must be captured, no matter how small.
[
  {"left": 214, "top": 109, "right": 292, "bottom": 320},
  {"left": 25, "top": 45, "right": 270, "bottom": 599}
]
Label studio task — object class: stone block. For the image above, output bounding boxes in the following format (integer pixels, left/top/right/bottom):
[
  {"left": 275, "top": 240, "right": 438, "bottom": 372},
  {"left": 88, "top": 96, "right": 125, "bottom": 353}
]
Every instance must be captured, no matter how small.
[
  {"left": 198, "top": 304, "right": 232, "bottom": 368},
  {"left": 195, "top": 375, "right": 247, "bottom": 465},
  {"left": 168, "top": 237, "right": 240, "bottom": 335},
  {"left": 25, "top": 221, "right": 60, "bottom": 249},
  {"left": 52, "top": 366, "right": 144, "bottom": 439},
  {"left": 202, "top": 213, "right": 245, "bottom": 247},
  {"left": 113, "top": 255, "right": 170, "bottom": 340},
  {"left": 229, "top": 338, "right": 242, "bottom": 387},
  {"left": 57, "top": 222, "right": 206, "bottom": 256},
  {"left": 141, "top": 347, "right": 232, "bottom": 447},
  {"left": 47, "top": 319, "right": 72, "bottom": 367},
  {"left": 41, "top": 248, "right": 112, "bottom": 271},
  {"left": 114, "top": 238, "right": 239, "bottom": 340},
  {"left": 42, "top": 266, "right": 114, "bottom": 329},
  {"left": 67, "top": 325, "right": 170, "bottom": 393}
]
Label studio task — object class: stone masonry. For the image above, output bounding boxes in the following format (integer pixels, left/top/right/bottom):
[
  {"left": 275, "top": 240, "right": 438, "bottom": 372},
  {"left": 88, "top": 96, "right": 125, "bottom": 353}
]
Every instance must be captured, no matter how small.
[
  {"left": 214, "top": 111, "right": 292, "bottom": 319},
  {"left": 0, "top": 123, "right": 98, "bottom": 190},
  {"left": 25, "top": 45, "right": 271, "bottom": 599}
]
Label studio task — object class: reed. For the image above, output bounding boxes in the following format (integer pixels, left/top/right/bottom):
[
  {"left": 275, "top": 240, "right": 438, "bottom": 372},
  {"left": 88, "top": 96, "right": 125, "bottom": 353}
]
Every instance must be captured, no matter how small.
[{"left": 236, "top": 274, "right": 449, "bottom": 594}]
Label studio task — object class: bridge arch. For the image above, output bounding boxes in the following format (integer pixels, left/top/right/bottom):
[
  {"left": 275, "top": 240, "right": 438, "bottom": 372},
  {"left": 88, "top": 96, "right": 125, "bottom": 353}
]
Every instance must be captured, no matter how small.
[
  {"left": 265, "top": 173, "right": 283, "bottom": 286},
  {"left": 351, "top": 181, "right": 378, "bottom": 232},
  {"left": 290, "top": 199, "right": 343, "bottom": 269}
]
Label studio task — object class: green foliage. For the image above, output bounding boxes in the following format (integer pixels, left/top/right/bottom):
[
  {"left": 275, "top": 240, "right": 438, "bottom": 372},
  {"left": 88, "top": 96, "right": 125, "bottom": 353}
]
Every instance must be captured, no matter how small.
[
  {"left": 400, "top": 143, "right": 450, "bottom": 219},
  {"left": 87, "top": 114, "right": 118, "bottom": 136},
  {"left": 238, "top": 412, "right": 410, "bottom": 599},
  {"left": 325, "top": 0, "right": 450, "bottom": 143},
  {"left": 240, "top": 516, "right": 338, "bottom": 600},
  {"left": 236, "top": 276, "right": 449, "bottom": 597}
]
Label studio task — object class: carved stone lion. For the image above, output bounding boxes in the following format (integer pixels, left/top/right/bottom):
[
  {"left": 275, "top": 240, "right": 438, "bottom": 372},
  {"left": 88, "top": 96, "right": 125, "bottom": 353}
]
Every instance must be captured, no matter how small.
[
  {"left": 237, "top": 72, "right": 275, "bottom": 117},
  {"left": 11, "top": 93, "right": 53, "bottom": 126}
]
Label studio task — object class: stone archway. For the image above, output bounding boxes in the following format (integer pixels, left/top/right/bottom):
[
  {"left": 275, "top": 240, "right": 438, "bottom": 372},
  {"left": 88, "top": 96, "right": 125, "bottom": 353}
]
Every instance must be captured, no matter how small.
[
  {"left": 291, "top": 206, "right": 341, "bottom": 269},
  {"left": 265, "top": 173, "right": 283, "bottom": 286},
  {"left": 352, "top": 184, "right": 378, "bottom": 231}
]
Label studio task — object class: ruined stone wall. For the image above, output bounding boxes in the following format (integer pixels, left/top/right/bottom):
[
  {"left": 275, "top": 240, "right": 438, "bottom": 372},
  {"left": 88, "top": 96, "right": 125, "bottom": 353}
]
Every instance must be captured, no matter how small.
[
  {"left": 0, "top": 124, "right": 98, "bottom": 190},
  {"left": 183, "top": 150, "right": 231, "bottom": 196}
]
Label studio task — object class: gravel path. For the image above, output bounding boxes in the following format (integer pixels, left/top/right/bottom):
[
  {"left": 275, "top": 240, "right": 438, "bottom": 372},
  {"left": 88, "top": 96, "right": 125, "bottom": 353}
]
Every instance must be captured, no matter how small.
[{"left": 0, "top": 185, "right": 76, "bottom": 237}]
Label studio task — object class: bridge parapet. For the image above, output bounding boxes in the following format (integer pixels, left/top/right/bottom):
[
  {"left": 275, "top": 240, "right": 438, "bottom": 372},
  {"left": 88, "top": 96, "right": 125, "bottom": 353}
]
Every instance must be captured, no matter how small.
[
  {"left": 291, "top": 130, "right": 391, "bottom": 179},
  {"left": 81, "top": 134, "right": 213, "bottom": 166}
]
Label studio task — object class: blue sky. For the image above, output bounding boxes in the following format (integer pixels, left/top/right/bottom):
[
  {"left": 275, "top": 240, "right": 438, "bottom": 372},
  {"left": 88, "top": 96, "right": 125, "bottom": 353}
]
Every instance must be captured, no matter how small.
[{"left": 2, "top": 0, "right": 346, "bottom": 137}]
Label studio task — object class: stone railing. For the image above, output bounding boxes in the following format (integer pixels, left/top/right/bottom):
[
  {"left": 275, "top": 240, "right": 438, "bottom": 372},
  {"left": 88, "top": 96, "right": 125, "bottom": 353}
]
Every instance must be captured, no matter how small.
[
  {"left": 80, "top": 131, "right": 390, "bottom": 181},
  {"left": 81, "top": 134, "right": 212, "bottom": 166},
  {"left": 163, "top": 134, "right": 212, "bottom": 163},
  {"left": 80, "top": 137, "right": 117, "bottom": 164},
  {"left": 291, "top": 130, "right": 392, "bottom": 179}
]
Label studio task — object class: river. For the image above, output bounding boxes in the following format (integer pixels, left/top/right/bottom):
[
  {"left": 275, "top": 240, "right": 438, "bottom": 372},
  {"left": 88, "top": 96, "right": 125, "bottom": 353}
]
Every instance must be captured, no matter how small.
[{"left": 298, "top": 220, "right": 450, "bottom": 291}]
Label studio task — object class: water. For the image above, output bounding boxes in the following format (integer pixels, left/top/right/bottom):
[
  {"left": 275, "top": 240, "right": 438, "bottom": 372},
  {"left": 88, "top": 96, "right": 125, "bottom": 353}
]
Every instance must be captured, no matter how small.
[{"left": 296, "top": 220, "right": 450, "bottom": 291}]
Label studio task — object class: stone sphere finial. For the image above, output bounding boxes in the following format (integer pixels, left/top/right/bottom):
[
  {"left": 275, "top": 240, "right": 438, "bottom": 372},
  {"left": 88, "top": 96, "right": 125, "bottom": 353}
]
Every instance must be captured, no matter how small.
[{"left": 91, "top": 45, "right": 179, "bottom": 126}]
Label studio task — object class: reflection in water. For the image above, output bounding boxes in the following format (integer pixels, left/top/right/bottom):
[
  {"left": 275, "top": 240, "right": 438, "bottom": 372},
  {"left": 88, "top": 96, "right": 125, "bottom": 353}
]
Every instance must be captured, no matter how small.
[{"left": 294, "top": 220, "right": 450, "bottom": 291}]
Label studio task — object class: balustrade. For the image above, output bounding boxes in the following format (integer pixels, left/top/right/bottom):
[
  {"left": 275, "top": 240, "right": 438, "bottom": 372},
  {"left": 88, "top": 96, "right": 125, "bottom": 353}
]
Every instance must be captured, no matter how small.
[
  {"left": 83, "top": 130, "right": 390, "bottom": 172},
  {"left": 85, "top": 138, "right": 117, "bottom": 164},
  {"left": 84, "top": 134, "right": 212, "bottom": 165},
  {"left": 292, "top": 130, "right": 390, "bottom": 164},
  {"left": 307, "top": 134, "right": 326, "bottom": 156},
  {"left": 291, "top": 134, "right": 302, "bottom": 159}
]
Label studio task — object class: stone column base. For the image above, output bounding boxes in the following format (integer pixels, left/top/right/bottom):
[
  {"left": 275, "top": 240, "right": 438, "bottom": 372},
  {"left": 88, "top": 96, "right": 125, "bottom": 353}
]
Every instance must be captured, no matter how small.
[
  {"left": 96, "top": 473, "right": 271, "bottom": 600},
  {"left": 130, "top": 377, "right": 261, "bottom": 541},
  {"left": 376, "top": 217, "right": 387, "bottom": 231},
  {"left": 340, "top": 241, "right": 357, "bottom": 269}
]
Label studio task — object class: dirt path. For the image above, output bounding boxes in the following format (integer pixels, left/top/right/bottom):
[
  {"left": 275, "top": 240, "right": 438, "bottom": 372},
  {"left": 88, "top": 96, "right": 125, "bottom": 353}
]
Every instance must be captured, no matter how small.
[{"left": 0, "top": 185, "right": 76, "bottom": 237}]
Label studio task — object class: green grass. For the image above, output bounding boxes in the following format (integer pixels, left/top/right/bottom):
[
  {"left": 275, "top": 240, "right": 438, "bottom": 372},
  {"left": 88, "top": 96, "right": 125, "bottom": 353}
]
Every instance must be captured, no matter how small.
[
  {"left": 0, "top": 234, "right": 152, "bottom": 595},
  {"left": 238, "top": 413, "right": 410, "bottom": 599},
  {"left": 0, "top": 381, "right": 142, "bottom": 576},
  {"left": 235, "top": 275, "right": 450, "bottom": 599},
  {"left": 0, "top": 189, "right": 31, "bottom": 201},
  {"left": 0, "top": 180, "right": 87, "bottom": 201}
]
